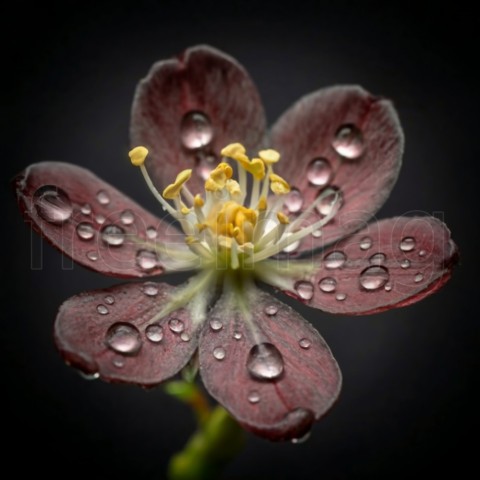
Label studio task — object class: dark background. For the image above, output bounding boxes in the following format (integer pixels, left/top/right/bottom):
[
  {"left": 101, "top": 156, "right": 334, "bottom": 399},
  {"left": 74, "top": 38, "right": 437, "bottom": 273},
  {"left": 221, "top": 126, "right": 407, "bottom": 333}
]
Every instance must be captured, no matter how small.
[{"left": 3, "top": 1, "right": 477, "bottom": 478}]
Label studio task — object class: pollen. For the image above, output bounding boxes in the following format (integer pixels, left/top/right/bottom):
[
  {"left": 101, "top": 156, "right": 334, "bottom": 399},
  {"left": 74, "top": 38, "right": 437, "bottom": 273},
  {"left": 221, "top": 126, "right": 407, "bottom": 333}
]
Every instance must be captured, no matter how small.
[
  {"left": 259, "top": 149, "right": 280, "bottom": 165},
  {"left": 128, "top": 146, "right": 149, "bottom": 166},
  {"left": 163, "top": 169, "right": 192, "bottom": 199},
  {"left": 269, "top": 173, "right": 291, "bottom": 195}
]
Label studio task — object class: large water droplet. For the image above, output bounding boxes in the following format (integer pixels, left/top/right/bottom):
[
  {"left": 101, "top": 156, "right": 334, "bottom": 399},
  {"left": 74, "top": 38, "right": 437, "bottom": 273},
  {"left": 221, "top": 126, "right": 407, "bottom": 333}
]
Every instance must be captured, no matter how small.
[
  {"left": 318, "top": 277, "right": 337, "bottom": 293},
  {"left": 247, "top": 343, "right": 284, "bottom": 380},
  {"left": 120, "top": 209, "right": 135, "bottom": 225},
  {"left": 317, "top": 188, "right": 342, "bottom": 216},
  {"left": 76, "top": 222, "right": 95, "bottom": 240},
  {"left": 213, "top": 347, "right": 226, "bottom": 360},
  {"left": 34, "top": 186, "right": 73, "bottom": 224},
  {"left": 136, "top": 250, "right": 159, "bottom": 271},
  {"left": 145, "top": 324, "right": 163, "bottom": 343},
  {"left": 369, "top": 252, "right": 386, "bottom": 265},
  {"left": 360, "top": 236, "right": 372, "bottom": 250},
  {"left": 81, "top": 203, "right": 92, "bottom": 215},
  {"left": 168, "top": 318, "right": 185, "bottom": 333},
  {"left": 332, "top": 124, "right": 365, "bottom": 159},
  {"left": 146, "top": 226, "right": 158, "bottom": 239},
  {"left": 142, "top": 283, "right": 159, "bottom": 297},
  {"left": 209, "top": 319, "right": 223, "bottom": 331},
  {"left": 298, "top": 338, "right": 311, "bottom": 349},
  {"left": 86, "top": 250, "right": 99, "bottom": 261},
  {"left": 285, "top": 188, "right": 304, "bottom": 213},
  {"left": 307, "top": 158, "right": 332, "bottom": 186},
  {"left": 248, "top": 391, "right": 260, "bottom": 404},
  {"left": 295, "top": 281, "right": 314, "bottom": 300},
  {"left": 105, "top": 323, "right": 142, "bottom": 355},
  {"left": 400, "top": 236, "right": 416, "bottom": 252},
  {"left": 359, "top": 266, "right": 389, "bottom": 290},
  {"left": 180, "top": 332, "right": 191, "bottom": 342},
  {"left": 97, "top": 304, "right": 109, "bottom": 315},
  {"left": 324, "top": 251, "right": 346, "bottom": 269},
  {"left": 96, "top": 190, "right": 110, "bottom": 205},
  {"left": 181, "top": 111, "right": 213, "bottom": 149},
  {"left": 104, "top": 295, "right": 115, "bottom": 305},
  {"left": 264, "top": 305, "right": 278, "bottom": 316},
  {"left": 414, "top": 272, "right": 424, "bottom": 283},
  {"left": 101, "top": 224, "right": 125, "bottom": 246},
  {"left": 400, "top": 259, "right": 411, "bottom": 269}
]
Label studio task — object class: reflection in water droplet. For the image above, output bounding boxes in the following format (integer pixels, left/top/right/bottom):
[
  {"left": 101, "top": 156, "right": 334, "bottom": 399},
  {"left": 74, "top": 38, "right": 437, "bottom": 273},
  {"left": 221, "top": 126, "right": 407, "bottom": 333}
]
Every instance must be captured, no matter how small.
[
  {"left": 96, "top": 190, "right": 110, "bottom": 205},
  {"left": 369, "top": 252, "right": 386, "bottom": 265},
  {"left": 264, "top": 305, "right": 278, "bottom": 316},
  {"left": 247, "top": 343, "right": 284, "bottom": 380},
  {"left": 213, "top": 347, "right": 226, "bottom": 360},
  {"left": 312, "top": 229, "right": 322, "bottom": 238},
  {"left": 81, "top": 203, "right": 92, "bottom": 215},
  {"left": 400, "top": 236, "right": 416, "bottom": 252},
  {"left": 317, "top": 188, "right": 342, "bottom": 216},
  {"left": 248, "top": 391, "right": 260, "bottom": 404},
  {"left": 324, "top": 251, "right": 346, "bottom": 269},
  {"left": 168, "top": 318, "right": 185, "bottom": 333},
  {"left": 414, "top": 273, "right": 424, "bottom": 283},
  {"left": 307, "top": 158, "right": 332, "bottom": 186},
  {"left": 295, "top": 281, "right": 314, "bottom": 300},
  {"left": 136, "top": 250, "right": 159, "bottom": 271},
  {"left": 233, "top": 332, "right": 243, "bottom": 340},
  {"left": 401, "top": 259, "right": 411, "bottom": 269},
  {"left": 332, "top": 124, "right": 365, "bottom": 159},
  {"left": 101, "top": 224, "right": 125, "bottom": 246},
  {"left": 97, "top": 304, "right": 109, "bottom": 315},
  {"left": 318, "top": 277, "right": 337, "bottom": 293},
  {"left": 285, "top": 188, "right": 304, "bottom": 213},
  {"left": 384, "top": 282, "right": 393, "bottom": 292},
  {"left": 95, "top": 214, "right": 106, "bottom": 225},
  {"left": 336, "top": 293, "right": 347, "bottom": 301},
  {"left": 76, "top": 222, "right": 95, "bottom": 240},
  {"left": 360, "top": 236, "right": 372, "bottom": 250},
  {"left": 104, "top": 295, "right": 115, "bottom": 305},
  {"left": 210, "top": 319, "right": 223, "bottom": 331},
  {"left": 360, "top": 266, "right": 389, "bottom": 290},
  {"left": 143, "top": 283, "right": 159, "bottom": 297},
  {"left": 34, "top": 186, "right": 73, "bottom": 224},
  {"left": 106, "top": 323, "right": 142, "bottom": 355},
  {"left": 120, "top": 209, "right": 135, "bottom": 225},
  {"left": 180, "top": 332, "right": 190, "bottom": 342},
  {"left": 196, "top": 154, "right": 216, "bottom": 180},
  {"left": 112, "top": 356, "right": 125, "bottom": 368},
  {"left": 146, "top": 226, "right": 158, "bottom": 239},
  {"left": 181, "top": 111, "right": 213, "bottom": 149},
  {"left": 299, "top": 338, "right": 311, "bottom": 349},
  {"left": 86, "top": 250, "right": 99, "bottom": 261},
  {"left": 145, "top": 324, "right": 163, "bottom": 343},
  {"left": 419, "top": 249, "right": 426, "bottom": 257}
]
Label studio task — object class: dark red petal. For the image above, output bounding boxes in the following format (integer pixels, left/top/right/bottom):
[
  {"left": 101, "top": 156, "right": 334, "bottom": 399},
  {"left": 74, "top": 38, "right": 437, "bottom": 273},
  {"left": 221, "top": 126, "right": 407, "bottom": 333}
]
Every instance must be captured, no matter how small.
[
  {"left": 282, "top": 217, "right": 458, "bottom": 315},
  {"left": 199, "top": 289, "right": 341, "bottom": 441},
  {"left": 130, "top": 45, "right": 267, "bottom": 194},
  {"left": 55, "top": 282, "right": 199, "bottom": 386},
  {"left": 14, "top": 162, "right": 194, "bottom": 278},
  {"left": 271, "top": 86, "right": 404, "bottom": 253}
]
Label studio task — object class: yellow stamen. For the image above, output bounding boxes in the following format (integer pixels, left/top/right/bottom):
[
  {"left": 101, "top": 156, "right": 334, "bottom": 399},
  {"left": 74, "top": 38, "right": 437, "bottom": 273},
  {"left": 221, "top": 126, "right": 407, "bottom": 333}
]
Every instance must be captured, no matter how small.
[
  {"left": 246, "top": 158, "right": 265, "bottom": 180},
  {"left": 194, "top": 194, "right": 205, "bottom": 207},
  {"left": 129, "top": 146, "right": 149, "bottom": 166},
  {"left": 163, "top": 169, "right": 192, "bottom": 199},
  {"left": 181, "top": 206, "right": 191, "bottom": 215},
  {"left": 269, "top": 173, "right": 291, "bottom": 195},
  {"left": 259, "top": 149, "right": 280, "bottom": 165},
  {"left": 257, "top": 196, "right": 268, "bottom": 211},
  {"left": 277, "top": 212, "right": 290, "bottom": 225},
  {"left": 226, "top": 179, "right": 241, "bottom": 196},
  {"left": 205, "top": 162, "right": 233, "bottom": 192}
]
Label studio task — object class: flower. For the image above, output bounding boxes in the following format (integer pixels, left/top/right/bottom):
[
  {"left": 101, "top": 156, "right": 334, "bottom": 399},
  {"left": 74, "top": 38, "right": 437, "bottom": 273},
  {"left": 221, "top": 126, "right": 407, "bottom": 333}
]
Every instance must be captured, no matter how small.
[{"left": 14, "top": 45, "right": 458, "bottom": 442}]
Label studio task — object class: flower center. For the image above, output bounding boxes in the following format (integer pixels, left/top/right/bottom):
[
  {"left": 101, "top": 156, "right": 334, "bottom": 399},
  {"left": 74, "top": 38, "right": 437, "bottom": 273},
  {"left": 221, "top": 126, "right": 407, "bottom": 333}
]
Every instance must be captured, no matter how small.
[{"left": 129, "top": 143, "right": 341, "bottom": 270}]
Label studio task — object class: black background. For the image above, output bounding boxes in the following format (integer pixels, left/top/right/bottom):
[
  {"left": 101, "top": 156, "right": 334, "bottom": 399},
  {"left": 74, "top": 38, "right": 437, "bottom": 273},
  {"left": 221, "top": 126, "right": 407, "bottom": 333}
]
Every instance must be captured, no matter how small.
[{"left": 3, "top": 2, "right": 478, "bottom": 478}]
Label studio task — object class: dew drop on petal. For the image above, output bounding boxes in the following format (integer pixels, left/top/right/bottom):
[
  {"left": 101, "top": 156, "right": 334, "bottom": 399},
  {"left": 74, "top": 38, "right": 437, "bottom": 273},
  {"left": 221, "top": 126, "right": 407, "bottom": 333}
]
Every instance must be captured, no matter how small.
[
  {"left": 101, "top": 224, "right": 125, "bottom": 246},
  {"left": 285, "top": 188, "right": 304, "bottom": 213},
  {"left": 86, "top": 250, "right": 99, "bottom": 261},
  {"left": 104, "top": 295, "right": 115, "bottom": 305},
  {"left": 136, "top": 249, "right": 159, "bottom": 271},
  {"left": 105, "top": 323, "right": 142, "bottom": 355},
  {"left": 96, "top": 190, "right": 110, "bottom": 205},
  {"left": 146, "top": 226, "right": 158, "bottom": 239},
  {"left": 282, "top": 238, "right": 301, "bottom": 253},
  {"left": 96, "top": 304, "right": 109, "bottom": 315},
  {"left": 332, "top": 124, "right": 365, "bottom": 159},
  {"left": 247, "top": 391, "right": 260, "bottom": 404},
  {"left": 209, "top": 319, "right": 223, "bottom": 331},
  {"left": 335, "top": 293, "right": 347, "bottom": 301},
  {"left": 360, "top": 236, "right": 373, "bottom": 250},
  {"left": 295, "top": 281, "right": 314, "bottom": 300},
  {"left": 419, "top": 249, "right": 427, "bottom": 257},
  {"left": 316, "top": 188, "right": 342, "bottom": 216},
  {"left": 384, "top": 282, "right": 393, "bottom": 292},
  {"left": 369, "top": 252, "right": 386, "bottom": 265},
  {"left": 120, "top": 209, "right": 135, "bottom": 225},
  {"left": 324, "top": 251, "right": 346, "bottom": 269},
  {"left": 359, "top": 266, "right": 390, "bottom": 291},
  {"left": 401, "top": 259, "right": 411, "bottom": 269},
  {"left": 95, "top": 214, "right": 106, "bottom": 225},
  {"left": 168, "top": 318, "right": 185, "bottom": 333},
  {"left": 307, "top": 158, "right": 332, "bottom": 186},
  {"left": 33, "top": 186, "right": 73, "bottom": 224},
  {"left": 79, "top": 371, "right": 100, "bottom": 381},
  {"left": 81, "top": 203, "right": 92, "bottom": 215},
  {"left": 299, "top": 338, "right": 311, "bottom": 349},
  {"left": 312, "top": 229, "right": 322, "bottom": 238},
  {"left": 400, "top": 236, "right": 416, "bottom": 252},
  {"left": 196, "top": 156, "right": 215, "bottom": 180},
  {"left": 318, "top": 277, "right": 337, "bottom": 293},
  {"left": 247, "top": 343, "right": 284, "bottom": 381},
  {"left": 145, "top": 324, "right": 163, "bottom": 343},
  {"left": 180, "top": 332, "right": 191, "bottom": 342},
  {"left": 76, "top": 222, "right": 95, "bottom": 240},
  {"left": 264, "top": 305, "right": 278, "bottom": 316},
  {"left": 233, "top": 331, "right": 243, "bottom": 340},
  {"left": 142, "top": 283, "right": 159, "bottom": 297},
  {"left": 213, "top": 347, "right": 226, "bottom": 360},
  {"left": 180, "top": 111, "right": 213, "bottom": 149},
  {"left": 414, "top": 272, "right": 424, "bottom": 283},
  {"left": 112, "top": 356, "right": 125, "bottom": 368},
  {"left": 291, "top": 431, "right": 312, "bottom": 444}
]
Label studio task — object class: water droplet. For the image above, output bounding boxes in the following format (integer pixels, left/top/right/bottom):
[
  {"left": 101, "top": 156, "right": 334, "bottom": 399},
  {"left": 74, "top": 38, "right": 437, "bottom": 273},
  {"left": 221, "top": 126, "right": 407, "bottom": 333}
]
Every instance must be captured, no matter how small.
[
  {"left": 96, "top": 304, "right": 109, "bottom": 315},
  {"left": 86, "top": 250, "right": 99, "bottom": 261},
  {"left": 180, "top": 111, "right": 213, "bottom": 149},
  {"left": 401, "top": 259, "right": 411, "bottom": 269},
  {"left": 247, "top": 343, "right": 284, "bottom": 380},
  {"left": 168, "top": 318, "right": 185, "bottom": 333},
  {"left": 145, "top": 324, "right": 163, "bottom": 343},
  {"left": 332, "top": 124, "right": 365, "bottom": 159},
  {"left": 285, "top": 188, "right": 304, "bottom": 213},
  {"left": 335, "top": 293, "right": 347, "bottom": 301},
  {"left": 318, "top": 277, "right": 337, "bottom": 293},
  {"left": 104, "top": 295, "right": 115, "bottom": 305},
  {"left": 213, "top": 347, "right": 226, "bottom": 360},
  {"left": 96, "top": 190, "right": 110, "bottom": 205},
  {"left": 299, "top": 338, "right": 311, "bottom": 349},
  {"left": 81, "top": 203, "right": 92, "bottom": 215},
  {"left": 359, "top": 266, "right": 389, "bottom": 290},
  {"left": 369, "top": 252, "right": 386, "bottom": 265},
  {"left": 146, "top": 226, "right": 158, "bottom": 239},
  {"left": 196, "top": 158, "right": 214, "bottom": 180},
  {"left": 101, "top": 224, "right": 125, "bottom": 246},
  {"left": 136, "top": 250, "right": 159, "bottom": 271},
  {"left": 264, "top": 305, "right": 278, "bottom": 316},
  {"left": 312, "top": 229, "right": 322, "bottom": 238},
  {"left": 414, "top": 272, "right": 424, "bottom": 283},
  {"left": 233, "top": 331, "right": 243, "bottom": 340},
  {"left": 33, "top": 186, "right": 73, "bottom": 224},
  {"left": 76, "top": 222, "right": 95, "bottom": 240},
  {"left": 384, "top": 282, "right": 393, "bottom": 292},
  {"left": 419, "top": 249, "right": 426, "bottom": 257},
  {"left": 291, "top": 431, "right": 311, "bottom": 444},
  {"left": 120, "top": 209, "right": 135, "bottom": 225},
  {"left": 95, "top": 214, "right": 106, "bottom": 225},
  {"left": 105, "top": 323, "right": 142, "bottom": 355},
  {"left": 324, "top": 251, "right": 346, "bottom": 269},
  {"left": 316, "top": 188, "right": 342, "bottom": 216},
  {"left": 307, "top": 158, "right": 332, "bottom": 186},
  {"left": 209, "top": 319, "right": 223, "bottom": 331},
  {"left": 79, "top": 371, "right": 100, "bottom": 380},
  {"left": 248, "top": 391, "right": 260, "bottom": 404},
  {"left": 360, "top": 236, "right": 372, "bottom": 250},
  {"left": 282, "top": 238, "right": 301, "bottom": 253},
  {"left": 143, "top": 283, "right": 159, "bottom": 297},
  {"left": 180, "top": 332, "right": 191, "bottom": 342},
  {"left": 112, "top": 356, "right": 125, "bottom": 368},
  {"left": 295, "top": 281, "right": 314, "bottom": 300},
  {"left": 400, "top": 236, "right": 416, "bottom": 252}
]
